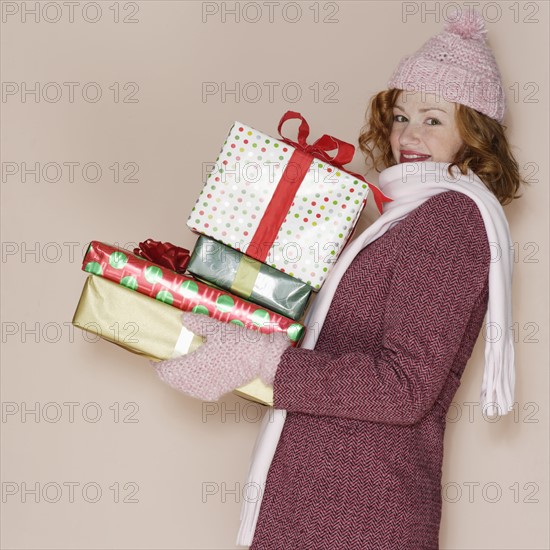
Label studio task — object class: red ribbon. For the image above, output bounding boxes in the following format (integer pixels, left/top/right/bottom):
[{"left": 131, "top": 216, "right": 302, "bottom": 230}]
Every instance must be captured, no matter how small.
[
  {"left": 245, "top": 147, "right": 313, "bottom": 263},
  {"left": 245, "top": 112, "right": 393, "bottom": 263},
  {"left": 133, "top": 239, "right": 190, "bottom": 274},
  {"left": 277, "top": 111, "right": 392, "bottom": 215},
  {"left": 277, "top": 111, "right": 356, "bottom": 167}
]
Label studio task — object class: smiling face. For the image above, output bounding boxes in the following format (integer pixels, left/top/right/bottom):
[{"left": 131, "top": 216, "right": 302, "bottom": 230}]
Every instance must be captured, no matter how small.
[{"left": 390, "top": 91, "right": 464, "bottom": 164}]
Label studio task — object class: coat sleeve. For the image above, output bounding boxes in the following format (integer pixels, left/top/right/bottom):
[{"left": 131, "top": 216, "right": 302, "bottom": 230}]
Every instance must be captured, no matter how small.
[{"left": 272, "top": 192, "right": 491, "bottom": 425}]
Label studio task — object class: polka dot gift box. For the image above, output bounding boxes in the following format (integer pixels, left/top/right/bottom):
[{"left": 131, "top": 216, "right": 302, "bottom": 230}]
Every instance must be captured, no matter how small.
[
  {"left": 81, "top": 241, "right": 305, "bottom": 344},
  {"left": 187, "top": 111, "right": 391, "bottom": 290}
]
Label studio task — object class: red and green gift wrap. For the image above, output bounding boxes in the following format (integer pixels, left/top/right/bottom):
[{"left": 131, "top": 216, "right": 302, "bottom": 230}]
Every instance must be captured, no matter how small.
[
  {"left": 82, "top": 241, "right": 305, "bottom": 343},
  {"left": 187, "top": 111, "right": 392, "bottom": 290}
]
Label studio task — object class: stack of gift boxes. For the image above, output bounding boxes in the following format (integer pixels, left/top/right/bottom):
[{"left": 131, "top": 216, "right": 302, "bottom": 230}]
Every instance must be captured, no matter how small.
[{"left": 72, "top": 112, "right": 389, "bottom": 406}]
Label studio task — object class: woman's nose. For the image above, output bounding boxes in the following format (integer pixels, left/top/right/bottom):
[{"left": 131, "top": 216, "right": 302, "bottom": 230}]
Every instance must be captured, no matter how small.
[{"left": 399, "top": 123, "right": 420, "bottom": 145}]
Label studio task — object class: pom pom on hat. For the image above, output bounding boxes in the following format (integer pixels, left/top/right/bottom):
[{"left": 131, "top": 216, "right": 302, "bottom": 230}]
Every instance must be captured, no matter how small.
[
  {"left": 387, "top": 8, "right": 505, "bottom": 122},
  {"left": 444, "top": 8, "right": 488, "bottom": 40}
]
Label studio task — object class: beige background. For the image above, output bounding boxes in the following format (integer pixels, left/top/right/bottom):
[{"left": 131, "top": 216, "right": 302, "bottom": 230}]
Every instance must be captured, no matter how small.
[{"left": 1, "top": 1, "right": 548, "bottom": 548}]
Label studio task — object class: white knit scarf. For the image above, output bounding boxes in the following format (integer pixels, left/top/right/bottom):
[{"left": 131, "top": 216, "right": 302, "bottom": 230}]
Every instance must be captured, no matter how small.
[{"left": 236, "top": 162, "right": 515, "bottom": 547}]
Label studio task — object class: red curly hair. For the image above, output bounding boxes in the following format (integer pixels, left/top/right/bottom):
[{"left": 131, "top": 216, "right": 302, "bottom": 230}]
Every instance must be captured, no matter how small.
[{"left": 358, "top": 89, "right": 526, "bottom": 206}]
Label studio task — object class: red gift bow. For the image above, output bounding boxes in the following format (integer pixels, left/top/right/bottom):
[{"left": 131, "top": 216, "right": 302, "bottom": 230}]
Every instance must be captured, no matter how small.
[
  {"left": 133, "top": 239, "right": 191, "bottom": 274},
  {"left": 277, "top": 111, "right": 392, "bottom": 214}
]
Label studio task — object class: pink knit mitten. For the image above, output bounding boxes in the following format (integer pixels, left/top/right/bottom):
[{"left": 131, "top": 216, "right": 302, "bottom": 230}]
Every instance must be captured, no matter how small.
[{"left": 154, "top": 312, "right": 291, "bottom": 401}]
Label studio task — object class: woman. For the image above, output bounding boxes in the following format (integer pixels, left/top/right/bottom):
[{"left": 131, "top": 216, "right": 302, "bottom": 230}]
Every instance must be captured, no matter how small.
[{"left": 155, "top": 10, "right": 524, "bottom": 549}]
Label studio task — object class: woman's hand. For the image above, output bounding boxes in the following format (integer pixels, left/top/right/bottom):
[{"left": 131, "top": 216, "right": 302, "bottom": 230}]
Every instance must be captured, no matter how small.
[{"left": 153, "top": 312, "right": 291, "bottom": 401}]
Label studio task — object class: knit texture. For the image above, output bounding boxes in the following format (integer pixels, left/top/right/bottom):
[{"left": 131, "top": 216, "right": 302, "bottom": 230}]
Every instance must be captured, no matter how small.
[
  {"left": 249, "top": 191, "right": 490, "bottom": 549},
  {"left": 154, "top": 312, "right": 290, "bottom": 401},
  {"left": 388, "top": 8, "right": 505, "bottom": 122}
]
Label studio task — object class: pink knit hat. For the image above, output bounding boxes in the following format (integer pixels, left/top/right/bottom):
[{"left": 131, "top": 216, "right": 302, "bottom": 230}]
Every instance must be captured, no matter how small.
[{"left": 387, "top": 9, "right": 505, "bottom": 122}]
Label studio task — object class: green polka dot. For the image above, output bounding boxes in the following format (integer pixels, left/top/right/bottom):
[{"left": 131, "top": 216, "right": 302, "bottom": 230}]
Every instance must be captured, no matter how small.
[
  {"left": 84, "top": 261, "right": 102, "bottom": 275},
  {"left": 216, "top": 295, "right": 235, "bottom": 313},
  {"left": 287, "top": 324, "right": 304, "bottom": 342},
  {"left": 192, "top": 305, "right": 210, "bottom": 315},
  {"left": 180, "top": 280, "right": 199, "bottom": 298},
  {"left": 274, "top": 143, "right": 279, "bottom": 148},
  {"left": 144, "top": 265, "right": 163, "bottom": 284},
  {"left": 109, "top": 251, "right": 128, "bottom": 269},
  {"left": 156, "top": 290, "right": 174, "bottom": 304},
  {"left": 230, "top": 319, "right": 244, "bottom": 327},
  {"left": 120, "top": 275, "right": 138, "bottom": 290},
  {"left": 251, "top": 309, "right": 270, "bottom": 326}
]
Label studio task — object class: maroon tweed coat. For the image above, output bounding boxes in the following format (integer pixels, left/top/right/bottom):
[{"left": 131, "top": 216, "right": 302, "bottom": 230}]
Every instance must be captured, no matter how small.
[{"left": 249, "top": 191, "right": 491, "bottom": 550}]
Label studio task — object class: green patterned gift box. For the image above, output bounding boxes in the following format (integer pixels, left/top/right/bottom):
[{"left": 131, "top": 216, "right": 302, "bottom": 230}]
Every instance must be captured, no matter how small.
[
  {"left": 187, "top": 235, "right": 313, "bottom": 321},
  {"left": 81, "top": 241, "right": 305, "bottom": 344}
]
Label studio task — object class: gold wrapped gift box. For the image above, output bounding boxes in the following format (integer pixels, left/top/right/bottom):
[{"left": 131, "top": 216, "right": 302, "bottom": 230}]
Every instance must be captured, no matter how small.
[{"left": 72, "top": 275, "right": 274, "bottom": 406}]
